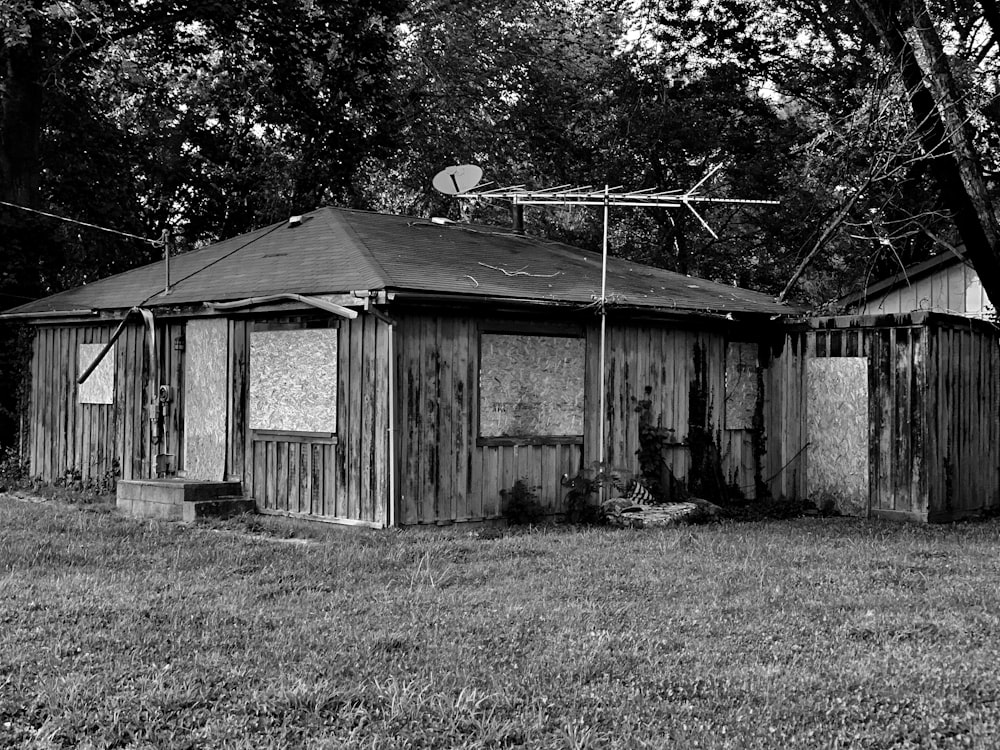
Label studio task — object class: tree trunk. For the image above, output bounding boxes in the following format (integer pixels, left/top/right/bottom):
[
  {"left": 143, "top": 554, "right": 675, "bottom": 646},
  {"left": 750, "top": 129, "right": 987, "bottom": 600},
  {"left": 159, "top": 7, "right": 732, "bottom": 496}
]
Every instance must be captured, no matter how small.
[
  {"left": 852, "top": 0, "right": 1000, "bottom": 309},
  {"left": 0, "top": 39, "right": 44, "bottom": 206}
]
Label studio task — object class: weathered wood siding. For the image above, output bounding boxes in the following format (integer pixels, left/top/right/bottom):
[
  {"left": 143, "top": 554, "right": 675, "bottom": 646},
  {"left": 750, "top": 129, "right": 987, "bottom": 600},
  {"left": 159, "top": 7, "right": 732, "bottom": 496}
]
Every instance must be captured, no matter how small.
[
  {"left": 231, "top": 313, "right": 391, "bottom": 526},
  {"left": 924, "top": 319, "right": 1000, "bottom": 520},
  {"left": 762, "top": 331, "right": 808, "bottom": 501},
  {"left": 861, "top": 262, "right": 995, "bottom": 319},
  {"left": 788, "top": 315, "right": 1000, "bottom": 521},
  {"left": 395, "top": 312, "right": 772, "bottom": 524},
  {"left": 588, "top": 323, "right": 764, "bottom": 498},
  {"left": 29, "top": 320, "right": 185, "bottom": 484},
  {"left": 395, "top": 313, "right": 583, "bottom": 524}
]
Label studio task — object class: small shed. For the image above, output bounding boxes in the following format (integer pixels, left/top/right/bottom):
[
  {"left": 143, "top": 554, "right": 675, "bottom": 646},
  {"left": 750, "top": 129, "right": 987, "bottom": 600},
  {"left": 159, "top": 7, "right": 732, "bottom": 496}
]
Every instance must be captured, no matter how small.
[
  {"left": 3, "top": 207, "right": 798, "bottom": 526},
  {"left": 774, "top": 313, "right": 1000, "bottom": 522}
]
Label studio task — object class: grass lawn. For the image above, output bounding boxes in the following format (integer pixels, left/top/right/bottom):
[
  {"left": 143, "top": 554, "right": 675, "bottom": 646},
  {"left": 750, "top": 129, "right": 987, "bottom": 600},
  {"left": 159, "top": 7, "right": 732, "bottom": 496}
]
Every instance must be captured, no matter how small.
[{"left": 1, "top": 497, "right": 999, "bottom": 749}]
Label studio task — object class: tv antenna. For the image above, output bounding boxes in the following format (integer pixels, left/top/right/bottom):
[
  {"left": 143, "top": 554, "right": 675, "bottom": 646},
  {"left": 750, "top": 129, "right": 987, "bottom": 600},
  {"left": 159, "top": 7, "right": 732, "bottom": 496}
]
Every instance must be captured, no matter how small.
[{"left": 432, "top": 164, "right": 779, "bottom": 469}]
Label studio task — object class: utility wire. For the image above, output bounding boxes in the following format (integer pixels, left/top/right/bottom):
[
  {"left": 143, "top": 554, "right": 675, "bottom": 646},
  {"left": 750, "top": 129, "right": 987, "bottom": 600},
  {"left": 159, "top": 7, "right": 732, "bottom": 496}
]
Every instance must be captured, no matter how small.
[{"left": 0, "top": 199, "right": 163, "bottom": 246}]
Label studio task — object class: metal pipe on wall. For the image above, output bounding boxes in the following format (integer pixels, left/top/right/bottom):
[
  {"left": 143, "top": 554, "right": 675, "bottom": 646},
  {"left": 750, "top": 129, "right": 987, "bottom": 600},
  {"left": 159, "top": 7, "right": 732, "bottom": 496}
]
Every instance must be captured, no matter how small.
[{"left": 388, "top": 317, "right": 396, "bottom": 528}]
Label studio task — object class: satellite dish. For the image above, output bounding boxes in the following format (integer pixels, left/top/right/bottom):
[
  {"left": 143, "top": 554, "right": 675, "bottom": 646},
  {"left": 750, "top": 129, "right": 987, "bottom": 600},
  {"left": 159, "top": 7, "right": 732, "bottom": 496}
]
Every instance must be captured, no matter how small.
[{"left": 432, "top": 164, "right": 483, "bottom": 195}]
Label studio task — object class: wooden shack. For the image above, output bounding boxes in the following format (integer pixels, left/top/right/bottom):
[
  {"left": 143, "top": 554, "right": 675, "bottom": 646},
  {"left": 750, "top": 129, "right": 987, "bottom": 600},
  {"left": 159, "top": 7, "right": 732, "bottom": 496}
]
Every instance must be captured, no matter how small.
[
  {"left": 3, "top": 207, "right": 801, "bottom": 526},
  {"left": 8, "top": 210, "right": 997, "bottom": 525},
  {"left": 771, "top": 313, "right": 1000, "bottom": 522}
]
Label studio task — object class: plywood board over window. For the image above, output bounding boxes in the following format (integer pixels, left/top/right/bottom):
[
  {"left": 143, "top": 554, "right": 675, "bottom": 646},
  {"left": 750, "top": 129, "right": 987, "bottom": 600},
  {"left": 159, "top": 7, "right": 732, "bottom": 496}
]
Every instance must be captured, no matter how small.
[
  {"left": 184, "top": 319, "right": 227, "bottom": 480},
  {"left": 725, "top": 342, "right": 759, "bottom": 430},
  {"left": 250, "top": 328, "right": 338, "bottom": 433},
  {"left": 479, "top": 333, "right": 584, "bottom": 439},
  {"left": 78, "top": 343, "right": 114, "bottom": 404}
]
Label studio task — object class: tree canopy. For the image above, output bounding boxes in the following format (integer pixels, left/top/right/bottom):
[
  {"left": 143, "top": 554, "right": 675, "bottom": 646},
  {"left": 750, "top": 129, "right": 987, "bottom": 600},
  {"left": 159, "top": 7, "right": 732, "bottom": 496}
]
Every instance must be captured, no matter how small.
[{"left": 2, "top": 0, "right": 1000, "bottom": 445}]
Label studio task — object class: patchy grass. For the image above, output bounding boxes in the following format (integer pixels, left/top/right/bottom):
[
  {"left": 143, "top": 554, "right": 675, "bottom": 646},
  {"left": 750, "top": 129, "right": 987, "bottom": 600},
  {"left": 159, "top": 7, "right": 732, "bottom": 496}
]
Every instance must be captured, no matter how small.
[{"left": 2, "top": 498, "right": 1000, "bottom": 748}]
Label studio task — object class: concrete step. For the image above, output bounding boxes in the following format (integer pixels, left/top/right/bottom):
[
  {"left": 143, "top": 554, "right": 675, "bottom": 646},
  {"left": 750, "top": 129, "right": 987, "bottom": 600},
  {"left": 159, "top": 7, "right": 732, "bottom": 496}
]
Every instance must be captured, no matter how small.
[{"left": 117, "top": 479, "right": 250, "bottom": 522}]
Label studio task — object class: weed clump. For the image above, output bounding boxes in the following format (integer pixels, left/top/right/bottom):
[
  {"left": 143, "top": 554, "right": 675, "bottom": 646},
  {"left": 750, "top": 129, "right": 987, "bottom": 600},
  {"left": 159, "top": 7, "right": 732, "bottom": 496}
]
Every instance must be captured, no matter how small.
[{"left": 500, "top": 479, "right": 545, "bottom": 525}]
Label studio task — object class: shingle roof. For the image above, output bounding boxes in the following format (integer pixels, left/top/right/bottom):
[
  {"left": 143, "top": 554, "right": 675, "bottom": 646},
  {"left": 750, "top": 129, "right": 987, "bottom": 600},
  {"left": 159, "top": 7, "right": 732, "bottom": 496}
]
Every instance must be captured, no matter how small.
[{"left": 4, "top": 206, "right": 792, "bottom": 317}]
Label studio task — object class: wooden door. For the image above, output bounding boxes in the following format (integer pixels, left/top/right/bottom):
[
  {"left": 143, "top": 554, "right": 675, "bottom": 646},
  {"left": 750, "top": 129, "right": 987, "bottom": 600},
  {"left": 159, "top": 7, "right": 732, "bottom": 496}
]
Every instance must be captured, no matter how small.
[
  {"left": 181, "top": 319, "right": 228, "bottom": 480},
  {"left": 806, "top": 357, "right": 870, "bottom": 516}
]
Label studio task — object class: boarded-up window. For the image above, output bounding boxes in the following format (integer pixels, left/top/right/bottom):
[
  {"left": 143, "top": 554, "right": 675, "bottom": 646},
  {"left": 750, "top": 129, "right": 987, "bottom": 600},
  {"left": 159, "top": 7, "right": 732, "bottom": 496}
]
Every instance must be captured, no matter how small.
[
  {"left": 250, "top": 328, "right": 337, "bottom": 432},
  {"left": 725, "top": 342, "right": 758, "bottom": 430},
  {"left": 479, "top": 333, "right": 584, "bottom": 437},
  {"left": 78, "top": 343, "right": 115, "bottom": 404}
]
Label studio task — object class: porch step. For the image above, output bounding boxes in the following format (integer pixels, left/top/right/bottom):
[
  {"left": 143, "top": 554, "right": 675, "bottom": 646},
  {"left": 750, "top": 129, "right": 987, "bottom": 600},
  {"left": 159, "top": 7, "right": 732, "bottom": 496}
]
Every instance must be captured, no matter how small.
[{"left": 117, "top": 479, "right": 251, "bottom": 522}]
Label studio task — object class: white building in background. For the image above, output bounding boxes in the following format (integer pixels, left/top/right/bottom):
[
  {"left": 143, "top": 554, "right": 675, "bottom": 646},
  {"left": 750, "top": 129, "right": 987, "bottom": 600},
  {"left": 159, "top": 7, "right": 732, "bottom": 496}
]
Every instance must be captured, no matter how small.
[{"left": 841, "top": 250, "right": 995, "bottom": 319}]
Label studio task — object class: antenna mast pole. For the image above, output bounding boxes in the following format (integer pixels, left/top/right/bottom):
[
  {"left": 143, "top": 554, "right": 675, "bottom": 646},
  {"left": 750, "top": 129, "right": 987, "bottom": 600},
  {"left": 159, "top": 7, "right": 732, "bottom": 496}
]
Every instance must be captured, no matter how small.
[
  {"left": 599, "top": 185, "right": 609, "bottom": 468},
  {"left": 435, "top": 166, "right": 779, "bottom": 479}
]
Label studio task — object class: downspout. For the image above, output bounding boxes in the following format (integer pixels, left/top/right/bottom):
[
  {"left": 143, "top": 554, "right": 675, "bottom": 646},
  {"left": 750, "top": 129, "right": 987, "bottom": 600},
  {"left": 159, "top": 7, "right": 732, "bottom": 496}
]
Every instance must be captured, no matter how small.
[
  {"left": 77, "top": 305, "right": 163, "bottom": 468},
  {"left": 388, "top": 319, "right": 396, "bottom": 528},
  {"left": 77, "top": 307, "right": 157, "bottom": 399},
  {"left": 206, "top": 293, "right": 358, "bottom": 319},
  {"left": 137, "top": 308, "right": 161, "bottom": 448},
  {"left": 77, "top": 307, "right": 143, "bottom": 385}
]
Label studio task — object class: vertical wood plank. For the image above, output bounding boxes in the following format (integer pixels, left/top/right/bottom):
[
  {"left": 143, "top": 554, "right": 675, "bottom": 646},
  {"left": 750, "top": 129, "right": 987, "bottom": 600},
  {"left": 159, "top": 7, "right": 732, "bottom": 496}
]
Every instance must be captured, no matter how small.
[
  {"left": 286, "top": 439, "right": 299, "bottom": 512},
  {"left": 910, "top": 327, "right": 927, "bottom": 516},
  {"left": 893, "top": 328, "right": 911, "bottom": 513},
  {"left": 454, "top": 318, "right": 473, "bottom": 519},
  {"left": 252, "top": 440, "right": 263, "bottom": 506},
  {"left": 437, "top": 315, "right": 455, "bottom": 520},
  {"left": 335, "top": 321, "right": 349, "bottom": 515},
  {"left": 230, "top": 320, "right": 250, "bottom": 484},
  {"left": 374, "top": 318, "right": 390, "bottom": 526},
  {"left": 296, "top": 443, "right": 309, "bottom": 514},
  {"left": 59, "top": 327, "right": 70, "bottom": 480},
  {"left": 420, "top": 315, "right": 440, "bottom": 522},
  {"left": 42, "top": 328, "right": 53, "bottom": 480},
  {"left": 67, "top": 327, "right": 80, "bottom": 478},
  {"left": 348, "top": 316, "right": 364, "bottom": 520},
  {"left": 265, "top": 440, "right": 276, "bottom": 510},
  {"left": 959, "top": 328, "right": 972, "bottom": 509},
  {"left": 401, "top": 318, "right": 420, "bottom": 524},
  {"left": 322, "top": 443, "right": 334, "bottom": 516},
  {"left": 306, "top": 443, "right": 317, "bottom": 515},
  {"left": 361, "top": 314, "right": 377, "bottom": 522},
  {"left": 28, "top": 329, "right": 39, "bottom": 478},
  {"left": 482, "top": 447, "right": 499, "bottom": 516},
  {"left": 113, "top": 324, "right": 126, "bottom": 481},
  {"left": 877, "top": 329, "right": 894, "bottom": 513}
]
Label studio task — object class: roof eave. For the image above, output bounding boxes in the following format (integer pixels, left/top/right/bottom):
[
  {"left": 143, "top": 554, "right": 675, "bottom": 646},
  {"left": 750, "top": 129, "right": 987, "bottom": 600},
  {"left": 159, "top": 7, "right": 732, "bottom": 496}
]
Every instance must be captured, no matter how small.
[{"left": 388, "top": 289, "right": 793, "bottom": 319}]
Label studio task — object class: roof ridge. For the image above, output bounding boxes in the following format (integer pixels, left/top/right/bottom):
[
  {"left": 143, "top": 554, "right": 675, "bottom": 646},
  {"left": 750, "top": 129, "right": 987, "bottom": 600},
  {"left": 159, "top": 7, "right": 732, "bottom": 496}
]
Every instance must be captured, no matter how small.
[{"left": 316, "top": 207, "right": 393, "bottom": 288}]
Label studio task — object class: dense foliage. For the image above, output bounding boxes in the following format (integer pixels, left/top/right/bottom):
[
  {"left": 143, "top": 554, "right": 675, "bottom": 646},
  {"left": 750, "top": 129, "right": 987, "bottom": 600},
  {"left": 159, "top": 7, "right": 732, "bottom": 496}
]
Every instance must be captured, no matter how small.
[{"left": 2, "top": 0, "right": 999, "bottom": 446}]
